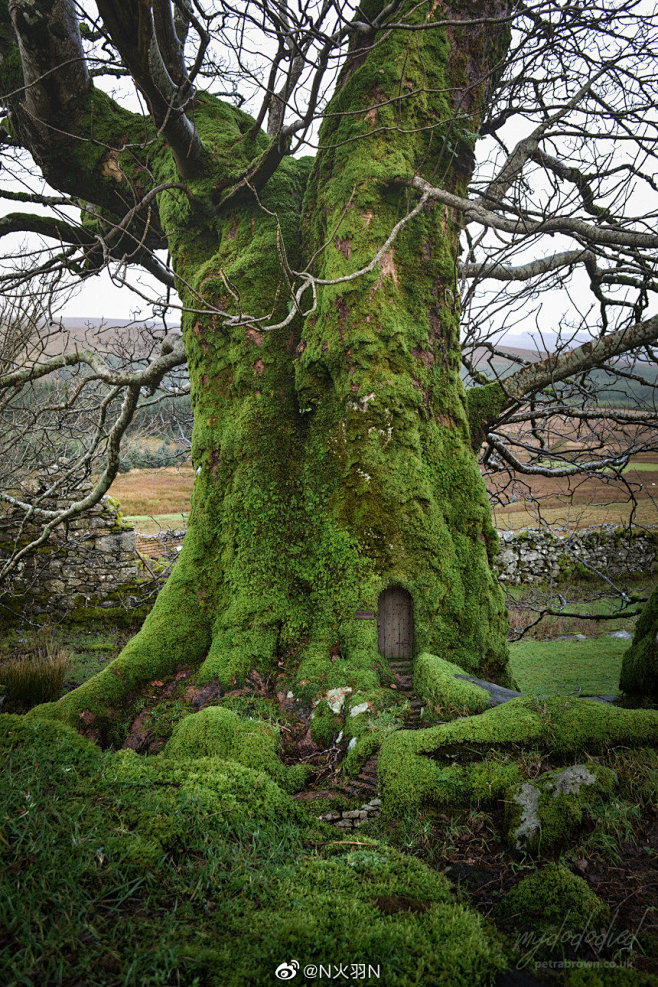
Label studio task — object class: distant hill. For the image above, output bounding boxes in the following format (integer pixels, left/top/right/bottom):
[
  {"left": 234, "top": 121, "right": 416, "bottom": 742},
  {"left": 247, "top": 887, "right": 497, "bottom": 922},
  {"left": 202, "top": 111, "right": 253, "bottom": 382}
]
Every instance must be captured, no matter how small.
[
  {"left": 35, "top": 317, "right": 182, "bottom": 357},
  {"left": 32, "top": 319, "right": 658, "bottom": 388}
]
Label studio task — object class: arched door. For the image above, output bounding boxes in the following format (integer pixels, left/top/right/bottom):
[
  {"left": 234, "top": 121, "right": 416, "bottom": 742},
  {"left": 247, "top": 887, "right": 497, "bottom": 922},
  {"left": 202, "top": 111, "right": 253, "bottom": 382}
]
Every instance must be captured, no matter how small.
[{"left": 378, "top": 587, "right": 414, "bottom": 659}]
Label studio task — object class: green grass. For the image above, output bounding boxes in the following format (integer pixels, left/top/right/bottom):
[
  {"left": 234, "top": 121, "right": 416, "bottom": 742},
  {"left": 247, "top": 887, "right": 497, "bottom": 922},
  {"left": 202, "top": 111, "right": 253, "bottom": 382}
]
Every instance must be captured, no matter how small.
[
  {"left": 509, "top": 637, "right": 628, "bottom": 696},
  {"left": 126, "top": 513, "right": 188, "bottom": 534},
  {"left": 0, "top": 626, "right": 130, "bottom": 699}
]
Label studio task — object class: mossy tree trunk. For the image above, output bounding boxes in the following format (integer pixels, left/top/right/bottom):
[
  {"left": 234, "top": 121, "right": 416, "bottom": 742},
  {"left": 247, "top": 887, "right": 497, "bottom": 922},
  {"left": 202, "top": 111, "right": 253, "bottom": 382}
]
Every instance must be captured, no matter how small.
[
  {"left": 42, "top": 3, "right": 514, "bottom": 727},
  {"left": 619, "top": 584, "right": 658, "bottom": 699}
]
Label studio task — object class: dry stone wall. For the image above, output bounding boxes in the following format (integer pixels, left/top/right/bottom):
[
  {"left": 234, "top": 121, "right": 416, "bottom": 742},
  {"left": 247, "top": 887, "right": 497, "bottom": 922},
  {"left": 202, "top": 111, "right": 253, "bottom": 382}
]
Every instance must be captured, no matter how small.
[
  {"left": 2, "top": 510, "right": 656, "bottom": 624},
  {"left": 493, "top": 526, "right": 658, "bottom": 585},
  {"left": 1, "top": 495, "right": 138, "bottom": 621}
]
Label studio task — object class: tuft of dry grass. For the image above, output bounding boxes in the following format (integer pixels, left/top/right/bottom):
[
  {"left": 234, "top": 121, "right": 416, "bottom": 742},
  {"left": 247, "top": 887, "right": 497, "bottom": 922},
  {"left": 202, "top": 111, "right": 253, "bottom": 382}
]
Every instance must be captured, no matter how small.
[{"left": 0, "top": 629, "right": 71, "bottom": 711}]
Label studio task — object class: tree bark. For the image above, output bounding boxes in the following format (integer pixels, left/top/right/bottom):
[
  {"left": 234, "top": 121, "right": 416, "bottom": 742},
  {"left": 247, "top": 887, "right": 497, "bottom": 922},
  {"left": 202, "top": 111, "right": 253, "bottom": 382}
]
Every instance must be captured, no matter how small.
[
  {"left": 36, "top": 3, "right": 516, "bottom": 731},
  {"left": 619, "top": 585, "right": 658, "bottom": 699}
]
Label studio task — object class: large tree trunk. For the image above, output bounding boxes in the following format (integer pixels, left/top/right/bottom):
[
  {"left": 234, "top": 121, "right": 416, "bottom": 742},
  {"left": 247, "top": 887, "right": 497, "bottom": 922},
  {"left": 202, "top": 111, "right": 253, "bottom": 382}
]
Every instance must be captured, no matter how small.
[
  {"left": 48, "top": 3, "right": 514, "bottom": 730},
  {"left": 620, "top": 584, "right": 658, "bottom": 699}
]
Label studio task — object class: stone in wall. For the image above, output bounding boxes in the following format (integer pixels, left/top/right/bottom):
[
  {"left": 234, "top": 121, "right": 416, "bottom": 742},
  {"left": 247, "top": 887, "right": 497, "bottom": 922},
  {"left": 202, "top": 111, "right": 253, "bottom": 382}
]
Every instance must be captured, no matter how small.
[
  {"left": 0, "top": 491, "right": 138, "bottom": 622},
  {"left": 493, "top": 526, "right": 658, "bottom": 585}
]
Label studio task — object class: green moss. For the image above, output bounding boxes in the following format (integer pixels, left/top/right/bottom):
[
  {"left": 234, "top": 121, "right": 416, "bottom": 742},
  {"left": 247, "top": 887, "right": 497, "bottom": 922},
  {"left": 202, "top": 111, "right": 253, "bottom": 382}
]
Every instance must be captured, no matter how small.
[
  {"left": 342, "top": 703, "right": 406, "bottom": 776},
  {"left": 103, "top": 495, "right": 134, "bottom": 532},
  {"left": 1, "top": 709, "right": 511, "bottom": 986},
  {"left": 414, "top": 652, "right": 490, "bottom": 716},
  {"left": 0, "top": 713, "right": 101, "bottom": 768},
  {"left": 378, "top": 696, "right": 658, "bottom": 813},
  {"left": 212, "top": 843, "right": 508, "bottom": 985},
  {"left": 620, "top": 583, "right": 658, "bottom": 698},
  {"left": 310, "top": 700, "right": 343, "bottom": 747},
  {"left": 109, "top": 747, "right": 301, "bottom": 821},
  {"left": 505, "top": 763, "right": 619, "bottom": 855},
  {"left": 497, "top": 863, "right": 609, "bottom": 950},
  {"left": 164, "top": 704, "right": 277, "bottom": 768},
  {"left": 163, "top": 706, "right": 307, "bottom": 793},
  {"left": 466, "top": 382, "right": 509, "bottom": 451}
]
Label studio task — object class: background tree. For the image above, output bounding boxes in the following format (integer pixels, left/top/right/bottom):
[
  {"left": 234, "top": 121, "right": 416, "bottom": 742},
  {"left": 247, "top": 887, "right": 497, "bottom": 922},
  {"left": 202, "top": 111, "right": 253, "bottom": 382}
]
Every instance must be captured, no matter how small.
[{"left": 0, "top": 0, "right": 657, "bottom": 722}]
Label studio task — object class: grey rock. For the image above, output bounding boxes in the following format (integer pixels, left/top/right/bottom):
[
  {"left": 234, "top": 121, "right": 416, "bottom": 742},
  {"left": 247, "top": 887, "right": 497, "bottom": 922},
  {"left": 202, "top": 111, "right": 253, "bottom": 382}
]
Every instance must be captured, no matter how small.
[
  {"left": 507, "top": 763, "right": 618, "bottom": 853},
  {"left": 510, "top": 783, "right": 540, "bottom": 851},
  {"left": 454, "top": 675, "right": 523, "bottom": 707}
]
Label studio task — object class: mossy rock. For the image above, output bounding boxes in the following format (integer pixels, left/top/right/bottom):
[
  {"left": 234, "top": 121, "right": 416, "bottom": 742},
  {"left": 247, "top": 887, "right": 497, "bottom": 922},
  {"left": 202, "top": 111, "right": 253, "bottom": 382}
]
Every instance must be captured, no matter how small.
[
  {"left": 505, "top": 763, "right": 618, "bottom": 855},
  {"left": 497, "top": 864, "right": 608, "bottom": 962},
  {"left": 620, "top": 583, "right": 658, "bottom": 700},
  {"left": 414, "top": 652, "right": 490, "bottom": 716},
  {"left": 378, "top": 696, "right": 658, "bottom": 814},
  {"left": 309, "top": 699, "right": 343, "bottom": 747},
  {"left": 162, "top": 706, "right": 307, "bottom": 793}
]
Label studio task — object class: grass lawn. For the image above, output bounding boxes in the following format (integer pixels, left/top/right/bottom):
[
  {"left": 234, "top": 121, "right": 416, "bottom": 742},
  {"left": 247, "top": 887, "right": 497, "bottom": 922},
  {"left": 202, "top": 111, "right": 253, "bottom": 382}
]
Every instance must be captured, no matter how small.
[
  {"left": 125, "top": 512, "right": 188, "bottom": 534},
  {"left": 0, "top": 625, "right": 132, "bottom": 712},
  {"left": 509, "top": 636, "right": 628, "bottom": 697}
]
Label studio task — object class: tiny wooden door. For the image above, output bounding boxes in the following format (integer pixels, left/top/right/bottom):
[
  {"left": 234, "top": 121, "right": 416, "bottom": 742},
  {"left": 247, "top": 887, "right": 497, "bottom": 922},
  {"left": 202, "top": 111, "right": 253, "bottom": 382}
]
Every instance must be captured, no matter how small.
[{"left": 378, "top": 587, "right": 414, "bottom": 659}]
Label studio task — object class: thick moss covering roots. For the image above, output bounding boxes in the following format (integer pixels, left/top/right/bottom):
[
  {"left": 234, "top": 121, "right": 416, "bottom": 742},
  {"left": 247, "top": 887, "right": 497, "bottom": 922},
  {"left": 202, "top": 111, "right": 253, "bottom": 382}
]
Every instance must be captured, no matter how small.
[
  {"left": 0, "top": 715, "right": 508, "bottom": 986},
  {"left": 378, "top": 696, "right": 658, "bottom": 813}
]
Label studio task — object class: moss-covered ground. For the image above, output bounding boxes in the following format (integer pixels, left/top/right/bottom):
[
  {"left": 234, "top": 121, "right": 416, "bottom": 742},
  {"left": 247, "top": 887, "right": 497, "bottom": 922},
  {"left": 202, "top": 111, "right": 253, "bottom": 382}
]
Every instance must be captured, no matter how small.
[
  {"left": 2, "top": 710, "right": 656, "bottom": 984},
  {"left": 1, "top": 715, "right": 508, "bottom": 986},
  {"left": 2, "top": 573, "right": 657, "bottom": 984}
]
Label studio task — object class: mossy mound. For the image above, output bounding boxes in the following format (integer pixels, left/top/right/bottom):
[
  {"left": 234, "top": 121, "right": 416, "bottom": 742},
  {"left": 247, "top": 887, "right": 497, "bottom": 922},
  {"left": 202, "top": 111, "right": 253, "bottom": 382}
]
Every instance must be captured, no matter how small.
[
  {"left": 620, "top": 583, "right": 658, "bottom": 699},
  {"left": 497, "top": 864, "right": 608, "bottom": 961},
  {"left": 497, "top": 863, "right": 609, "bottom": 932},
  {"left": 378, "top": 696, "right": 658, "bottom": 813},
  {"left": 506, "top": 763, "right": 618, "bottom": 855},
  {"left": 110, "top": 748, "right": 302, "bottom": 821},
  {"left": 162, "top": 705, "right": 307, "bottom": 793},
  {"left": 0, "top": 712, "right": 101, "bottom": 771},
  {"left": 1, "top": 713, "right": 509, "bottom": 986},
  {"left": 208, "top": 843, "right": 508, "bottom": 986},
  {"left": 414, "top": 652, "right": 490, "bottom": 716}
]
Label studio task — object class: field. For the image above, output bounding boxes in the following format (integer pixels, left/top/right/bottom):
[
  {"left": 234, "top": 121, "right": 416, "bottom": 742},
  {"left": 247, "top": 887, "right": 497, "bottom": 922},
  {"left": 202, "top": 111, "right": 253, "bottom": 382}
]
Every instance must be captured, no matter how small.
[
  {"left": 110, "top": 458, "right": 658, "bottom": 536},
  {"left": 111, "top": 464, "right": 194, "bottom": 525}
]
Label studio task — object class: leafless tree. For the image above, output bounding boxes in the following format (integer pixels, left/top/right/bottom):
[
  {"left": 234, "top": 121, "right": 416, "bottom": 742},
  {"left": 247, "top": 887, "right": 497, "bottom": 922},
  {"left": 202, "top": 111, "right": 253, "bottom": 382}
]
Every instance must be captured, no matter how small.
[{"left": 0, "top": 0, "right": 657, "bottom": 672}]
